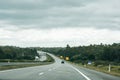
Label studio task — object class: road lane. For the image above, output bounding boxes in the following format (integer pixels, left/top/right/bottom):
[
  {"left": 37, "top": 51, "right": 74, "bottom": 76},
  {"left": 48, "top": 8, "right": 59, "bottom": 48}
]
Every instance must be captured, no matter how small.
[
  {"left": 37, "top": 51, "right": 47, "bottom": 61},
  {"left": 74, "top": 65, "right": 120, "bottom": 80},
  {"left": 0, "top": 52, "right": 120, "bottom": 80},
  {"left": 71, "top": 66, "right": 91, "bottom": 80}
]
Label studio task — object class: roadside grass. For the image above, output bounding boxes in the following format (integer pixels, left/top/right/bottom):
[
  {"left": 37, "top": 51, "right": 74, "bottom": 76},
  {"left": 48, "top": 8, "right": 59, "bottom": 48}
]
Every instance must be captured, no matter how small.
[
  {"left": 0, "top": 54, "right": 55, "bottom": 62},
  {"left": 0, "top": 62, "right": 53, "bottom": 71},
  {"left": 43, "top": 54, "right": 55, "bottom": 62},
  {"left": 0, "top": 54, "right": 54, "bottom": 71},
  {"left": 77, "top": 63, "right": 120, "bottom": 77},
  {"left": 0, "top": 59, "right": 37, "bottom": 62}
]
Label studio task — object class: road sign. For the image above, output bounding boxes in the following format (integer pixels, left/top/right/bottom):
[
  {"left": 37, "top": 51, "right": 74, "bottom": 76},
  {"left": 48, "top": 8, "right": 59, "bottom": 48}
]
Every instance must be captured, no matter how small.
[
  {"left": 60, "top": 56, "right": 63, "bottom": 59},
  {"left": 65, "top": 57, "right": 69, "bottom": 61}
]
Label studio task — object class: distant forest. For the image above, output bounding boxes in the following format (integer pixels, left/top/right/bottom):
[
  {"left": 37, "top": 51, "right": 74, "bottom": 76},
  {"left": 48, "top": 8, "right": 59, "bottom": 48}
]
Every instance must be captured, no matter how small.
[
  {"left": 41, "top": 43, "right": 120, "bottom": 64},
  {"left": 0, "top": 46, "right": 38, "bottom": 60}
]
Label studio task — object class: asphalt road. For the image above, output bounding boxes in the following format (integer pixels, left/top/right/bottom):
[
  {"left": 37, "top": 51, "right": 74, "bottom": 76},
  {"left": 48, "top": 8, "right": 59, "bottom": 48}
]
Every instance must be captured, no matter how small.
[
  {"left": 37, "top": 51, "right": 47, "bottom": 61},
  {"left": 0, "top": 53, "right": 120, "bottom": 80}
]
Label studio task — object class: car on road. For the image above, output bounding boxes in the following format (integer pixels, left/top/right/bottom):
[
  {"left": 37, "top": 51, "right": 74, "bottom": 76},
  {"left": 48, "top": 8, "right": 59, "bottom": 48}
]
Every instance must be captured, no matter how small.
[{"left": 61, "top": 61, "right": 64, "bottom": 64}]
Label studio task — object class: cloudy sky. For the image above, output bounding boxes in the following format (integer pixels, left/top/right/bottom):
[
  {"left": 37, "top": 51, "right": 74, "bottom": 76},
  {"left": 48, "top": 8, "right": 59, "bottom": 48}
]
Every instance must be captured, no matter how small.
[{"left": 0, "top": 0, "right": 120, "bottom": 47}]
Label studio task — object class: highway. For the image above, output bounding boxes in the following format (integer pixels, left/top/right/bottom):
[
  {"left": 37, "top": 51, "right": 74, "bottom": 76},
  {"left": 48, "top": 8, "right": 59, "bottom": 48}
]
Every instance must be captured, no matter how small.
[
  {"left": 0, "top": 53, "right": 120, "bottom": 80},
  {"left": 37, "top": 51, "right": 47, "bottom": 61},
  {"left": 0, "top": 51, "right": 47, "bottom": 66}
]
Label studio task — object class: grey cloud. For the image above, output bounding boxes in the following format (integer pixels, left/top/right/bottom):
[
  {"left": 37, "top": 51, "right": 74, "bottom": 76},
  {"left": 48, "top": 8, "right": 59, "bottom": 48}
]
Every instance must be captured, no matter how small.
[
  {"left": 0, "top": 0, "right": 120, "bottom": 30},
  {"left": 0, "top": 0, "right": 85, "bottom": 10}
]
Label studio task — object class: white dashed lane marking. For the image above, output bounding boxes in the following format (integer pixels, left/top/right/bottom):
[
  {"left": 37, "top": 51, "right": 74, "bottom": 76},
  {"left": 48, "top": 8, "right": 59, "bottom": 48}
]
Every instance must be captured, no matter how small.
[{"left": 39, "top": 72, "right": 44, "bottom": 76}]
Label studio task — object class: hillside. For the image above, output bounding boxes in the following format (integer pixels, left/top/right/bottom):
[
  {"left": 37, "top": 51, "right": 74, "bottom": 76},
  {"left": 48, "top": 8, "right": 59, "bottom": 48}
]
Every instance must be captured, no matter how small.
[
  {"left": 0, "top": 46, "right": 38, "bottom": 61},
  {"left": 41, "top": 43, "right": 120, "bottom": 64}
]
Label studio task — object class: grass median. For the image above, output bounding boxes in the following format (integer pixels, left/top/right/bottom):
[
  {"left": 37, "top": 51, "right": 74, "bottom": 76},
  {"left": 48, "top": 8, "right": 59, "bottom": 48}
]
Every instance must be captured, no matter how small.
[
  {"left": 0, "top": 62, "right": 53, "bottom": 71},
  {"left": 0, "top": 54, "right": 54, "bottom": 71}
]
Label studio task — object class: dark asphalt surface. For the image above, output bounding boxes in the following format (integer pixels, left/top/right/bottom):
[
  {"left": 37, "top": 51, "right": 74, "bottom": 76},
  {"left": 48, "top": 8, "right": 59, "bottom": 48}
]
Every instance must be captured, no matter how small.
[{"left": 0, "top": 53, "right": 120, "bottom": 80}]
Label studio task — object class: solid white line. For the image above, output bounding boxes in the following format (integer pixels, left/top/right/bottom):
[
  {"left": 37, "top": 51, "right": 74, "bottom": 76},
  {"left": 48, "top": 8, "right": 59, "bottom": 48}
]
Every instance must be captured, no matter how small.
[
  {"left": 39, "top": 72, "right": 44, "bottom": 76},
  {"left": 71, "top": 66, "right": 91, "bottom": 80}
]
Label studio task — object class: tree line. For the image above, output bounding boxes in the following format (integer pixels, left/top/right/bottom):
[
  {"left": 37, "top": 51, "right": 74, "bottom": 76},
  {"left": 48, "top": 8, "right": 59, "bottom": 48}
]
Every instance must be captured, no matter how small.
[
  {"left": 0, "top": 46, "right": 38, "bottom": 60},
  {"left": 41, "top": 43, "right": 120, "bottom": 64}
]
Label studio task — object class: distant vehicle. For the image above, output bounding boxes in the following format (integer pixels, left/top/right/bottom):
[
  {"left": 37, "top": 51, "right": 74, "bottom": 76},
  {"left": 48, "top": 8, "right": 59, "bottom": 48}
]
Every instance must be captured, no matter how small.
[{"left": 61, "top": 61, "right": 64, "bottom": 64}]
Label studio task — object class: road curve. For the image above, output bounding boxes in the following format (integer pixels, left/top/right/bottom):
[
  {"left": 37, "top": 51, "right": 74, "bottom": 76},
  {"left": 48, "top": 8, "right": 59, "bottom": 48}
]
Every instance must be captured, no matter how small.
[{"left": 0, "top": 52, "right": 120, "bottom": 80}]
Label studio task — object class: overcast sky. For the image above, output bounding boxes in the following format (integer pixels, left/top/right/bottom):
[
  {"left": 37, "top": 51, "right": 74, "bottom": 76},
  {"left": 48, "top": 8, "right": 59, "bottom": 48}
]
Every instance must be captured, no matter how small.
[{"left": 0, "top": 0, "right": 120, "bottom": 47}]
